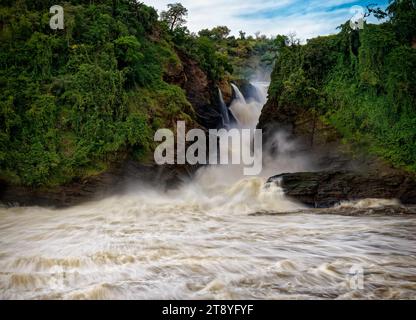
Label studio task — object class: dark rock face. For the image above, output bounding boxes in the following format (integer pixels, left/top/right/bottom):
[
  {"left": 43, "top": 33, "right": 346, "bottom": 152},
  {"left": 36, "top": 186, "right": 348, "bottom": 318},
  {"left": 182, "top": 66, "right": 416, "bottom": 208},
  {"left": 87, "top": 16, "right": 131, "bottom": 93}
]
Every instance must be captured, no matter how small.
[
  {"left": 165, "top": 50, "right": 224, "bottom": 129},
  {"left": 232, "top": 79, "right": 259, "bottom": 102},
  {"left": 0, "top": 160, "right": 194, "bottom": 208},
  {"left": 258, "top": 98, "right": 342, "bottom": 151},
  {"left": 268, "top": 171, "right": 416, "bottom": 208},
  {"left": 218, "top": 80, "right": 233, "bottom": 106},
  {"left": 257, "top": 98, "right": 357, "bottom": 175},
  {"left": 0, "top": 50, "right": 218, "bottom": 208},
  {"left": 251, "top": 205, "right": 416, "bottom": 217},
  {"left": 258, "top": 98, "right": 290, "bottom": 133},
  {"left": 259, "top": 91, "right": 416, "bottom": 209}
]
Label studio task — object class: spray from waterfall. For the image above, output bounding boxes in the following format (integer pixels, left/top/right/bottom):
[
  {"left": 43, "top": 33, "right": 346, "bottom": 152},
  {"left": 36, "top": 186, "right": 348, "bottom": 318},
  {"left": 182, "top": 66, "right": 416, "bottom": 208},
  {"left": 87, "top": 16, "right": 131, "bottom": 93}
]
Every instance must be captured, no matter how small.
[
  {"left": 0, "top": 80, "right": 364, "bottom": 300},
  {"left": 1, "top": 79, "right": 412, "bottom": 301},
  {"left": 177, "top": 80, "right": 313, "bottom": 214},
  {"left": 229, "top": 83, "right": 267, "bottom": 129}
]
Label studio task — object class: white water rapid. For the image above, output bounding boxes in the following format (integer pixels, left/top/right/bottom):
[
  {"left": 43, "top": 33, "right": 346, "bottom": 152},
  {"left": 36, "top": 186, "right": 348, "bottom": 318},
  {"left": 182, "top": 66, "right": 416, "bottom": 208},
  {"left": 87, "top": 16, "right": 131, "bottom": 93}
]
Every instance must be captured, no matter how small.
[{"left": 1, "top": 83, "right": 415, "bottom": 300}]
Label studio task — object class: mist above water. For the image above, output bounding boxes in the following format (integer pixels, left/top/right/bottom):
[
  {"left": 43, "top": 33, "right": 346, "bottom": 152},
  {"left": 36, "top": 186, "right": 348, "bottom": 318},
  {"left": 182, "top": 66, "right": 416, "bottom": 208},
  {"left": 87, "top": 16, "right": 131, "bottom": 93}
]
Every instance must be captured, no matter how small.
[
  {"left": 1, "top": 80, "right": 415, "bottom": 300},
  {"left": 1, "top": 195, "right": 415, "bottom": 299},
  {"left": 207, "top": 81, "right": 314, "bottom": 198}
]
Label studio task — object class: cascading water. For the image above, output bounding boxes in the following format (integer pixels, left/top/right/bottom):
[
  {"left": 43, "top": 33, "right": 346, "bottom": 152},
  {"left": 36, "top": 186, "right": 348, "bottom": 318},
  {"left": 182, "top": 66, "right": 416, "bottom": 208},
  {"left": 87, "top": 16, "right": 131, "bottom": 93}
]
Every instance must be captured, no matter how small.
[
  {"left": 229, "top": 83, "right": 267, "bottom": 129},
  {"left": 231, "top": 83, "right": 247, "bottom": 103},
  {"left": 1, "top": 82, "right": 416, "bottom": 300},
  {"left": 218, "top": 88, "right": 230, "bottom": 128}
]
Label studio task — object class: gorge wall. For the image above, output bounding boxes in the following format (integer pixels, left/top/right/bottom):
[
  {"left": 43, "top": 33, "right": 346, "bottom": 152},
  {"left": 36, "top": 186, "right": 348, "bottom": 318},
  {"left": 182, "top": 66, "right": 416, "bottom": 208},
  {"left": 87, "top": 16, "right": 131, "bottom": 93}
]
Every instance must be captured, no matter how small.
[{"left": 258, "top": 6, "right": 416, "bottom": 206}]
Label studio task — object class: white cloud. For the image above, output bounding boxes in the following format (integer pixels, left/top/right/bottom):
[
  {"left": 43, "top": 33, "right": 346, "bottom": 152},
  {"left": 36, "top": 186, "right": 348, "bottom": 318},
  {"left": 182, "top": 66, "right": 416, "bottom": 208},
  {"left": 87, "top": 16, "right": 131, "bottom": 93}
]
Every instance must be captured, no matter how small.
[{"left": 142, "top": 0, "right": 385, "bottom": 41}]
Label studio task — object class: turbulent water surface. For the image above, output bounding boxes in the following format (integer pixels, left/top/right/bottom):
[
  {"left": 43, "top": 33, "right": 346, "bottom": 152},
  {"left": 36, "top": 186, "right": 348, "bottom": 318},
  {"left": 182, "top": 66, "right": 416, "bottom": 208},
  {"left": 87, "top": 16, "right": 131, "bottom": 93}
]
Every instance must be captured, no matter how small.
[
  {"left": 1, "top": 191, "right": 416, "bottom": 300},
  {"left": 1, "top": 83, "right": 415, "bottom": 300}
]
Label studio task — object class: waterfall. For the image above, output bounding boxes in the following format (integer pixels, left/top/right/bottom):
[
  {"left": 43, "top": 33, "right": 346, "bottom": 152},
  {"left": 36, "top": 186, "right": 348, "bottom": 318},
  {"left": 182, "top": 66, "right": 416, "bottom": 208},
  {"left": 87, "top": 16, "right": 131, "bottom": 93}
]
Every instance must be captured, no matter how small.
[
  {"left": 218, "top": 88, "right": 230, "bottom": 128},
  {"left": 231, "top": 84, "right": 247, "bottom": 104},
  {"left": 229, "top": 82, "right": 268, "bottom": 129},
  {"left": 0, "top": 79, "right": 348, "bottom": 301}
]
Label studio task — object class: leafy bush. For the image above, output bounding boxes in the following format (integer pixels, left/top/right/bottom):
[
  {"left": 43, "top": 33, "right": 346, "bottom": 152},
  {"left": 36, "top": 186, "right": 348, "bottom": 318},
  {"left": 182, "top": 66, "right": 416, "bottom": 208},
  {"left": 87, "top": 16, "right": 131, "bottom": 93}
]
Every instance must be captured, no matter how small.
[
  {"left": 0, "top": 0, "right": 196, "bottom": 186},
  {"left": 268, "top": 1, "right": 416, "bottom": 172}
]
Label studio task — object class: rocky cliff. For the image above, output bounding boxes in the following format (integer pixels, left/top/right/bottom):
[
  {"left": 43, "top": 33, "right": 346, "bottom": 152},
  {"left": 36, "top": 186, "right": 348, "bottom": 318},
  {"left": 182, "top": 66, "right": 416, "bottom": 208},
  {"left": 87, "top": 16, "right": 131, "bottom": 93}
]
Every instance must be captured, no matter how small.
[
  {"left": 0, "top": 50, "right": 220, "bottom": 207},
  {"left": 268, "top": 171, "right": 416, "bottom": 208},
  {"left": 259, "top": 83, "right": 416, "bottom": 208}
]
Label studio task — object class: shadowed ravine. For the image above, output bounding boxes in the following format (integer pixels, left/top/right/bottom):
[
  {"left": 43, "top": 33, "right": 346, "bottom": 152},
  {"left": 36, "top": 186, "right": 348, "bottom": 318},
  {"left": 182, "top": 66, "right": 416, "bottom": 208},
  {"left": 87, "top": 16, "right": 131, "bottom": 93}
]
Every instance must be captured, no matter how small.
[{"left": 0, "top": 83, "right": 415, "bottom": 300}]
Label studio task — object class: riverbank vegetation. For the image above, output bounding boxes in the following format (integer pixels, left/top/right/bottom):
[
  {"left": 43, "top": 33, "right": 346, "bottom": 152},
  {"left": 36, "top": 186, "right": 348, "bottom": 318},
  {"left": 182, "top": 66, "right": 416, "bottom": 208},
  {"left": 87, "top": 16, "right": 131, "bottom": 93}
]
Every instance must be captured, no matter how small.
[
  {"left": 0, "top": 0, "right": 273, "bottom": 187},
  {"left": 268, "top": 0, "right": 416, "bottom": 172},
  {"left": 1, "top": 0, "right": 415, "bottom": 188}
]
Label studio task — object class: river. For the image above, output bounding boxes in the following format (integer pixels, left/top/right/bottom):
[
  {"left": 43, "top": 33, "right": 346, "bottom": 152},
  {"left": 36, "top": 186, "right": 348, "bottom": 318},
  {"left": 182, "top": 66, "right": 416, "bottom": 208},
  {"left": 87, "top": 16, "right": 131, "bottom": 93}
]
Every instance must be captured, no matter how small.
[{"left": 0, "top": 83, "right": 415, "bottom": 299}]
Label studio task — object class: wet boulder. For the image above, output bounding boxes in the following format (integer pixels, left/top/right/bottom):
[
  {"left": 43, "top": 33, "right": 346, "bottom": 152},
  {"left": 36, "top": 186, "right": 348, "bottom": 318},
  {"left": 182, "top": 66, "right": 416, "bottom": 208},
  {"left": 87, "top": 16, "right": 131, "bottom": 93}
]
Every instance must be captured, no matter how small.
[{"left": 268, "top": 171, "right": 416, "bottom": 208}]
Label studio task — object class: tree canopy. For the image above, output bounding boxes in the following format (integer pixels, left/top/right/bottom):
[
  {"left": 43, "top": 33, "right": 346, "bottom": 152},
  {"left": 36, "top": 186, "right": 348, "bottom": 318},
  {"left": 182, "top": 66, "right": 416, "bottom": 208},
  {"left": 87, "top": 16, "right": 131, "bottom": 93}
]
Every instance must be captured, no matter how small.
[
  {"left": 268, "top": 0, "right": 416, "bottom": 172},
  {"left": 160, "top": 2, "right": 188, "bottom": 32}
]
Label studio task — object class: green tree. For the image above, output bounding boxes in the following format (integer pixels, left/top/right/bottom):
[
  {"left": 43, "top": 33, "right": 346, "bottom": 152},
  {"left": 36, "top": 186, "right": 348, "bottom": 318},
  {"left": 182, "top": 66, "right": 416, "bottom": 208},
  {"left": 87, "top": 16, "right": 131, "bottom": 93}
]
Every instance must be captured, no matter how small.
[
  {"left": 387, "top": 0, "right": 416, "bottom": 43},
  {"left": 198, "top": 26, "right": 230, "bottom": 40},
  {"left": 160, "top": 2, "right": 188, "bottom": 32},
  {"left": 210, "top": 26, "right": 231, "bottom": 40}
]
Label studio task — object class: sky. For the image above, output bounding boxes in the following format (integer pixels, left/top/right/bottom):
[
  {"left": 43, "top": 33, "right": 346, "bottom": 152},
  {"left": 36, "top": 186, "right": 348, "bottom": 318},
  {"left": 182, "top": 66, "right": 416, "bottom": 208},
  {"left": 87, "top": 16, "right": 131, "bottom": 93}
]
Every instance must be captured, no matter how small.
[{"left": 142, "top": 0, "right": 389, "bottom": 41}]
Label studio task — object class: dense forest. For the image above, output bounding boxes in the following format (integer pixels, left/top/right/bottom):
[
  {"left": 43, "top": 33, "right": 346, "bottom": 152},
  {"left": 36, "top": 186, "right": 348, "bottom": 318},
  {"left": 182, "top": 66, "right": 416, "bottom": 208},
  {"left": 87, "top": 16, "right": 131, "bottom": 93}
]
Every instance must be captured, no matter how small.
[
  {"left": 0, "top": 0, "right": 415, "bottom": 189},
  {"left": 266, "top": 0, "right": 416, "bottom": 172},
  {"left": 0, "top": 0, "right": 276, "bottom": 187}
]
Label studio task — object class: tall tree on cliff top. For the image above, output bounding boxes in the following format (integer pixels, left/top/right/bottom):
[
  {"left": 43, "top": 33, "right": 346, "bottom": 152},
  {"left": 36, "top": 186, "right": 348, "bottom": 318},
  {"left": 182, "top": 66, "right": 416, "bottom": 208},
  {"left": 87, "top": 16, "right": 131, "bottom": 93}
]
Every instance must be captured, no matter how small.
[{"left": 161, "top": 3, "right": 188, "bottom": 31}]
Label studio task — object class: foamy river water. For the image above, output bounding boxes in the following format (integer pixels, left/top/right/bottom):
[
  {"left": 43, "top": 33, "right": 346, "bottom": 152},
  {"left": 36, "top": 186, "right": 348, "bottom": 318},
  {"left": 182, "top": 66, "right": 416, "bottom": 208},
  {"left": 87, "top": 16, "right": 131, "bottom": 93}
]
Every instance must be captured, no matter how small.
[
  {"left": 1, "top": 177, "right": 415, "bottom": 300},
  {"left": 1, "top": 83, "right": 415, "bottom": 299}
]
